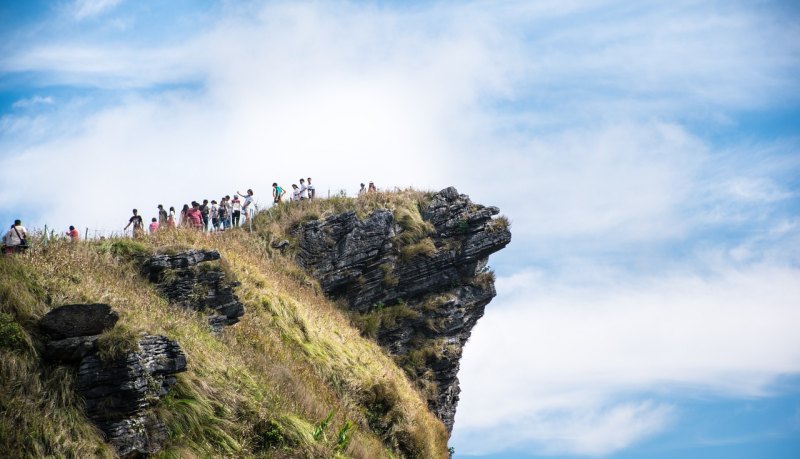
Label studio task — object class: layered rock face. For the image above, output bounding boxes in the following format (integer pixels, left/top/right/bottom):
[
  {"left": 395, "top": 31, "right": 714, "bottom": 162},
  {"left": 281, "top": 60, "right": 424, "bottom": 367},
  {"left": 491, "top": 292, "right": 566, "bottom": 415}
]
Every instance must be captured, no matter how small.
[
  {"left": 296, "top": 187, "right": 511, "bottom": 432},
  {"left": 40, "top": 304, "right": 187, "bottom": 457},
  {"left": 142, "top": 249, "right": 245, "bottom": 332}
]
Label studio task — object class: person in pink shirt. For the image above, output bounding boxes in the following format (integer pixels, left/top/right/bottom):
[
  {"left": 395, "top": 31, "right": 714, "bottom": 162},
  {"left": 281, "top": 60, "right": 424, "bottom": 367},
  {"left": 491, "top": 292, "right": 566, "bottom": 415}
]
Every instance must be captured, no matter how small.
[
  {"left": 149, "top": 218, "right": 159, "bottom": 234},
  {"left": 186, "top": 202, "right": 203, "bottom": 230},
  {"left": 67, "top": 225, "right": 80, "bottom": 241}
]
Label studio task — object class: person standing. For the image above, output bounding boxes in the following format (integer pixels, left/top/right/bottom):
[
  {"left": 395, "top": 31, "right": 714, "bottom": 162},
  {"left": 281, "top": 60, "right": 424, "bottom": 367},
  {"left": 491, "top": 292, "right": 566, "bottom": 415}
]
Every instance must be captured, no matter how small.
[
  {"left": 210, "top": 200, "right": 220, "bottom": 231},
  {"left": 218, "top": 198, "right": 229, "bottom": 230},
  {"left": 299, "top": 179, "right": 308, "bottom": 200},
  {"left": 368, "top": 181, "right": 377, "bottom": 193},
  {"left": 168, "top": 207, "right": 177, "bottom": 230},
  {"left": 124, "top": 209, "right": 144, "bottom": 238},
  {"left": 67, "top": 225, "right": 80, "bottom": 241},
  {"left": 3, "top": 220, "right": 28, "bottom": 254},
  {"left": 231, "top": 195, "right": 242, "bottom": 227},
  {"left": 358, "top": 183, "right": 366, "bottom": 196},
  {"left": 200, "top": 200, "right": 210, "bottom": 232},
  {"left": 291, "top": 184, "right": 301, "bottom": 202},
  {"left": 157, "top": 204, "right": 168, "bottom": 226},
  {"left": 272, "top": 183, "right": 284, "bottom": 204},
  {"left": 237, "top": 189, "right": 253, "bottom": 223},
  {"left": 223, "top": 195, "right": 234, "bottom": 229},
  {"left": 180, "top": 204, "right": 190, "bottom": 228},
  {"left": 186, "top": 202, "right": 203, "bottom": 230},
  {"left": 307, "top": 177, "right": 315, "bottom": 200}
]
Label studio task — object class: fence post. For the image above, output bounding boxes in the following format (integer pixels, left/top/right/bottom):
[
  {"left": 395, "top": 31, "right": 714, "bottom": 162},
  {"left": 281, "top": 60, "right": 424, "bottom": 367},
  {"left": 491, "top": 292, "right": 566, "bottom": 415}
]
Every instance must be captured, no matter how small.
[{"left": 85, "top": 228, "right": 89, "bottom": 241}]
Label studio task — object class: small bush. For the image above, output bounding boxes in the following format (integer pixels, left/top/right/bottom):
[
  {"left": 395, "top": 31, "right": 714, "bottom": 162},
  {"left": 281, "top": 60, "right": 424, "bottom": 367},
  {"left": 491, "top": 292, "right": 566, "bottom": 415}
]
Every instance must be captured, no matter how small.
[
  {"left": 107, "top": 239, "right": 150, "bottom": 260},
  {"left": 487, "top": 215, "right": 510, "bottom": 232},
  {"left": 400, "top": 238, "right": 437, "bottom": 260},
  {"left": 96, "top": 325, "right": 140, "bottom": 362},
  {"left": 0, "top": 313, "right": 26, "bottom": 351}
]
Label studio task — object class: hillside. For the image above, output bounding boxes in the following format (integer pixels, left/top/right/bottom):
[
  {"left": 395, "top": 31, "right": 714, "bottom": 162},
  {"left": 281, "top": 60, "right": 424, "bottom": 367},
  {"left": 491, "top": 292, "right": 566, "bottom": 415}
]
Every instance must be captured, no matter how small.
[{"left": 0, "top": 188, "right": 510, "bottom": 458}]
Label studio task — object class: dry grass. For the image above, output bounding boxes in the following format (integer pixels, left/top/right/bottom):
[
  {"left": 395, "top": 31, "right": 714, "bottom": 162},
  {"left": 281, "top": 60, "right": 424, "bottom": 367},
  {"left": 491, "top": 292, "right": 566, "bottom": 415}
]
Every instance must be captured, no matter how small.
[{"left": 1, "top": 222, "right": 449, "bottom": 458}]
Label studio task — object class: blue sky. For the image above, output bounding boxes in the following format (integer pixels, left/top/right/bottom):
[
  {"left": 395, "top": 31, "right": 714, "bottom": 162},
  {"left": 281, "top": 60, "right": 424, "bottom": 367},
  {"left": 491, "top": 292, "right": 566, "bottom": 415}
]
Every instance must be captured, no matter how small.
[{"left": 1, "top": 1, "right": 799, "bottom": 458}]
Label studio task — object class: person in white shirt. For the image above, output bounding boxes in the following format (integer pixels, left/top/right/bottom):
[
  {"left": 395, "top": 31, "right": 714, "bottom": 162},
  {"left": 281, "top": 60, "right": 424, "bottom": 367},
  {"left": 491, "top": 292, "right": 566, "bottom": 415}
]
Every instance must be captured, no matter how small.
[
  {"left": 231, "top": 196, "right": 242, "bottom": 227},
  {"left": 4, "top": 220, "right": 28, "bottom": 254},
  {"left": 306, "top": 177, "right": 315, "bottom": 200},
  {"left": 298, "top": 178, "right": 308, "bottom": 200},
  {"left": 291, "top": 184, "right": 301, "bottom": 202},
  {"left": 358, "top": 183, "right": 366, "bottom": 196},
  {"left": 236, "top": 189, "right": 254, "bottom": 223}
]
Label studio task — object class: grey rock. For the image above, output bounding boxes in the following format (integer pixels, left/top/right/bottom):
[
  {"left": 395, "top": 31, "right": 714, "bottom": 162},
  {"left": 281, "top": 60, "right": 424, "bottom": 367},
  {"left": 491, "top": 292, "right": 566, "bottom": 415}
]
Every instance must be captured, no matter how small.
[
  {"left": 296, "top": 187, "right": 510, "bottom": 433},
  {"left": 39, "top": 303, "right": 119, "bottom": 339},
  {"left": 44, "top": 335, "right": 99, "bottom": 363},
  {"left": 76, "top": 334, "right": 187, "bottom": 457},
  {"left": 142, "top": 250, "right": 245, "bottom": 329}
]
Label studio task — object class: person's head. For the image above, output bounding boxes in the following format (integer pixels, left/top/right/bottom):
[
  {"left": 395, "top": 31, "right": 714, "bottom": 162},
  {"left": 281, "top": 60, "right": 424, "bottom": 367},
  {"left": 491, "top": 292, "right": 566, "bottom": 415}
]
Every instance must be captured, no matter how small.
[
  {"left": 203, "top": 199, "right": 208, "bottom": 205},
  {"left": 132, "top": 209, "right": 138, "bottom": 215},
  {"left": 292, "top": 184, "right": 298, "bottom": 189},
  {"left": 211, "top": 200, "right": 217, "bottom": 205},
  {"left": 14, "top": 219, "right": 21, "bottom": 226},
  {"left": 182, "top": 204, "right": 189, "bottom": 211},
  {"left": 170, "top": 206, "right": 175, "bottom": 212},
  {"left": 272, "top": 182, "right": 277, "bottom": 187},
  {"left": 360, "top": 183, "right": 365, "bottom": 188},
  {"left": 247, "top": 189, "right": 253, "bottom": 196},
  {"left": 151, "top": 218, "right": 157, "bottom": 222},
  {"left": 225, "top": 195, "right": 231, "bottom": 200},
  {"left": 69, "top": 225, "right": 75, "bottom": 231},
  {"left": 158, "top": 204, "right": 163, "bottom": 209},
  {"left": 307, "top": 177, "right": 312, "bottom": 183},
  {"left": 299, "top": 178, "right": 305, "bottom": 184},
  {"left": 192, "top": 202, "right": 199, "bottom": 209},
  {"left": 232, "top": 196, "right": 239, "bottom": 201}
]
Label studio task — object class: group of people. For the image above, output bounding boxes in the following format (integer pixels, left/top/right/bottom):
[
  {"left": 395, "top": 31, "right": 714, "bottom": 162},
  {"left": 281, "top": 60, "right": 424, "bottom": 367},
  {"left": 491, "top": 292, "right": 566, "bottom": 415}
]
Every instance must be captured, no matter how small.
[
  {"left": 123, "top": 189, "right": 256, "bottom": 237},
  {"left": 122, "top": 177, "right": 318, "bottom": 237},
  {"left": 2, "top": 177, "right": 380, "bottom": 250},
  {"left": 273, "top": 177, "right": 316, "bottom": 203}
]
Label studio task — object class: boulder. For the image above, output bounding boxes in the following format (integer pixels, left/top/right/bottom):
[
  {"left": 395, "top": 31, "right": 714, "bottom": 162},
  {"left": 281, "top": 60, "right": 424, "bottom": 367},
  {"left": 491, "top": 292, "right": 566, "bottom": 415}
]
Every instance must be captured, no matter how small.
[
  {"left": 39, "top": 304, "right": 119, "bottom": 339},
  {"left": 44, "top": 335, "right": 99, "bottom": 363}
]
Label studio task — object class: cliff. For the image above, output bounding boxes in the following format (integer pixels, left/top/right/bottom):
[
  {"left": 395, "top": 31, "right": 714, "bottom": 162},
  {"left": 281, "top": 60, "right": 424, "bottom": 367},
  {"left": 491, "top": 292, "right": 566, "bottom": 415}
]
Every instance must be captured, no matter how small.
[
  {"left": 0, "top": 187, "right": 509, "bottom": 458},
  {"left": 294, "top": 187, "right": 511, "bottom": 431}
]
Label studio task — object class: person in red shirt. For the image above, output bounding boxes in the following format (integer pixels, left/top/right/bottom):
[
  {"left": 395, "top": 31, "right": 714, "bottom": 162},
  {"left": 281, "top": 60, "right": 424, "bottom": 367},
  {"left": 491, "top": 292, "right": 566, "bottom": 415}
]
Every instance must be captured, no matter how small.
[
  {"left": 67, "top": 225, "right": 80, "bottom": 241},
  {"left": 186, "top": 202, "right": 203, "bottom": 230}
]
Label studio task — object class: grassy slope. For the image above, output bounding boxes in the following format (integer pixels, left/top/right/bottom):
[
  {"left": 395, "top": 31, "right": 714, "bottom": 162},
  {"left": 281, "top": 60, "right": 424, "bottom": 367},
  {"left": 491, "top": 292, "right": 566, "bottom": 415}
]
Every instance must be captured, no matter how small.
[{"left": 0, "top": 198, "right": 449, "bottom": 458}]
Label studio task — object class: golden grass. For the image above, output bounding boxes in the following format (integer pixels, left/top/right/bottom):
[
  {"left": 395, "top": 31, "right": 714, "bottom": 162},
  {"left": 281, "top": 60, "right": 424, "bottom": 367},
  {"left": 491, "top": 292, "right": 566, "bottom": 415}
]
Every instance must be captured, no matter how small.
[{"left": 1, "top": 223, "right": 449, "bottom": 458}]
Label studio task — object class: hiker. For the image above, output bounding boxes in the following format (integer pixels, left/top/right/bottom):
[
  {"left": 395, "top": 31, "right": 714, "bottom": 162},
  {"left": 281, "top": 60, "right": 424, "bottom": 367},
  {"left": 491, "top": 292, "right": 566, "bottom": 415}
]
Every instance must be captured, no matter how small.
[
  {"left": 200, "top": 200, "right": 210, "bottom": 232},
  {"left": 187, "top": 202, "right": 203, "bottom": 230},
  {"left": 3, "top": 220, "right": 28, "bottom": 255},
  {"left": 218, "top": 197, "right": 229, "bottom": 230},
  {"left": 157, "top": 204, "right": 168, "bottom": 226},
  {"left": 223, "top": 196, "right": 233, "bottom": 229},
  {"left": 272, "top": 183, "right": 285, "bottom": 204},
  {"left": 67, "top": 225, "right": 80, "bottom": 241},
  {"left": 307, "top": 177, "right": 315, "bottom": 200},
  {"left": 231, "top": 195, "right": 242, "bottom": 227},
  {"left": 237, "top": 189, "right": 254, "bottom": 223},
  {"left": 368, "top": 181, "right": 377, "bottom": 193},
  {"left": 299, "top": 179, "right": 308, "bottom": 200},
  {"left": 291, "top": 184, "right": 301, "bottom": 202},
  {"left": 167, "top": 207, "right": 177, "bottom": 230},
  {"left": 180, "top": 204, "right": 190, "bottom": 228},
  {"left": 358, "top": 183, "right": 366, "bottom": 196},
  {"left": 124, "top": 209, "right": 144, "bottom": 238},
  {"left": 149, "top": 218, "right": 159, "bottom": 234},
  {"left": 210, "top": 200, "right": 220, "bottom": 231}
]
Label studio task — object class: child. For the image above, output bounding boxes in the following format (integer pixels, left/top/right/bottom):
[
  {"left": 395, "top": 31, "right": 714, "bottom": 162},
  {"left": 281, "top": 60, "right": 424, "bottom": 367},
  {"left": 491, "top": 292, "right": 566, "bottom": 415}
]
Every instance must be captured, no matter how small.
[
  {"left": 149, "top": 218, "right": 159, "bottom": 234},
  {"left": 307, "top": 177, "right": 315, "bottom": 200}
]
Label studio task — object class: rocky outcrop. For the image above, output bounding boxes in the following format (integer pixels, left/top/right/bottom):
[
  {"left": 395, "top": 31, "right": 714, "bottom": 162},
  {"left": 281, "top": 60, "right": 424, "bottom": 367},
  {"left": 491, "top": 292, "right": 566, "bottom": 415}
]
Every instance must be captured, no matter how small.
[
  {"left": 142, "top": 250, "right": 245, "bottom": 332},
  {"left": 39, "top": 303, "right": 119, "bottom": 339},
  {"left": 39, "top": 304, "right": 187, "bottom": 457},
  {"left": 296, "top": 187, "right": 511, "bottom": 432}
]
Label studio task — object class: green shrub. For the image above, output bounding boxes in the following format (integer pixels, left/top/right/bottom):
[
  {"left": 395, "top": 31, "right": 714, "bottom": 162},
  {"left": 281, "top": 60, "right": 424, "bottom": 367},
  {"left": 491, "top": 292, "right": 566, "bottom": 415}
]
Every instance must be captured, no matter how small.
[{"left": 0, "top": 313, "right": 26, "bottom": 351}]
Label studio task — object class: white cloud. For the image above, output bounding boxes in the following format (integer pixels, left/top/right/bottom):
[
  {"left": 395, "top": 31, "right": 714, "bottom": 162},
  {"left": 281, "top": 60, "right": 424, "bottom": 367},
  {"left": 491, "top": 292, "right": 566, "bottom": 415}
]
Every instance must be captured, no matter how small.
[
  {"left": 71, "top": 0, "right": 123, "bottom": 20},
  {"left": 453, "top": 263, "right": 800, "bottom": 454},
  {"left": 12, "top": 95, "right": 54, "bottom": 108}
]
